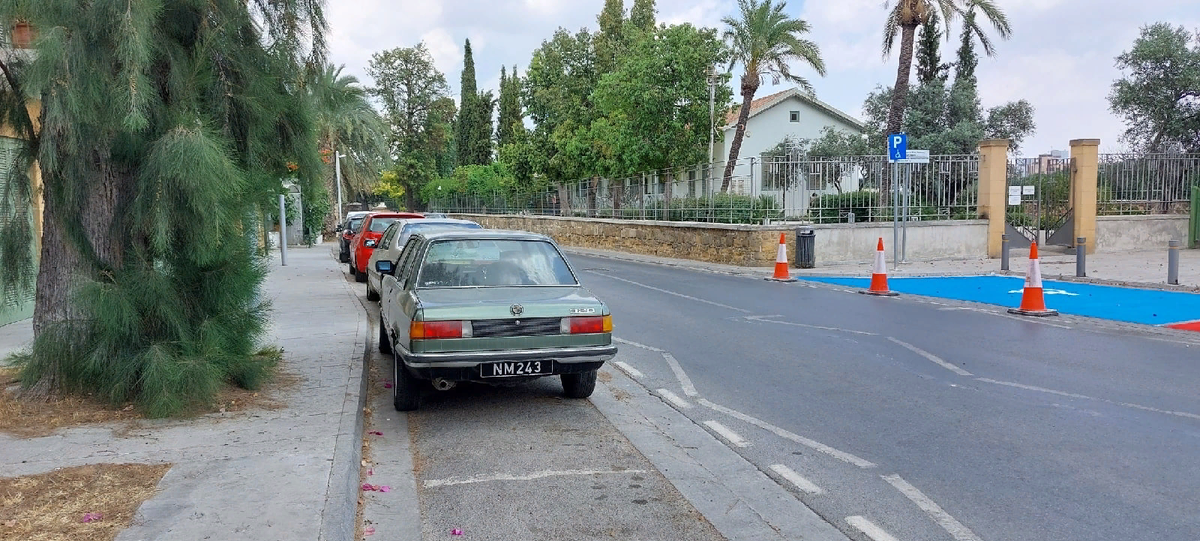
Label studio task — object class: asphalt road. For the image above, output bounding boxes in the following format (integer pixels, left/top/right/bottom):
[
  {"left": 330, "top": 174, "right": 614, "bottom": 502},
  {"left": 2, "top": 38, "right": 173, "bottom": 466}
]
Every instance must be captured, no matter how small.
[{"left": 567, "top": 252, "right": 1200, "bottom": 541}]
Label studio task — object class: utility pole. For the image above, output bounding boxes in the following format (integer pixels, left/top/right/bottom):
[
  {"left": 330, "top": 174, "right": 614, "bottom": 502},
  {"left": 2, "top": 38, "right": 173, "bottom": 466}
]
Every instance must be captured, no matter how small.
[
  {"left": 333, "top": 151, "right": 343, "bottom": 221},
  {"left": 708, "top": 65, "right": 716, "bottom": 165}
]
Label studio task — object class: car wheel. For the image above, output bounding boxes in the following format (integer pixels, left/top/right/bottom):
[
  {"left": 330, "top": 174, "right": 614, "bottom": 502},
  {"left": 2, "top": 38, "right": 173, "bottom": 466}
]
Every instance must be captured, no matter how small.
[
  {"left": 561, "top": 369, "right": 598, "bottom": 399},
  {"left": 393, "top": 355, "right": 420, "bottom": 412},
  {"left": 339, "top": 250, "right": 349, "bottom": 263},
  {"left": 348, "top": 261, "right": 355, "bottom": 275},
  {"left": 378, "top": 315, "right": 392, "bottom": 354},
  {"left": 366, "top": 282, "right": 380, "bottom": 302},
  {"left": 354, "top": 267, "right": 367, "bottom": 283}
]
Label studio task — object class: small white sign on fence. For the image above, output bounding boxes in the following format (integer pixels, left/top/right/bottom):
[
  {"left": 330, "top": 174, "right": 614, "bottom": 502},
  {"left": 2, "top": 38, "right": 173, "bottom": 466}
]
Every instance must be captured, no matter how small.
[
  {"left": 1022, "top": 185, "right": 1035, "bottom": 195},
  {"left": 1008, "top": 186, "right": 1021, "bottom": 196},
  {"left": 896, "top": 149, "right": 930, "bottom": 164},
  {"left": 1008, "top": 194, "right": 1022, "bottom": 206}
]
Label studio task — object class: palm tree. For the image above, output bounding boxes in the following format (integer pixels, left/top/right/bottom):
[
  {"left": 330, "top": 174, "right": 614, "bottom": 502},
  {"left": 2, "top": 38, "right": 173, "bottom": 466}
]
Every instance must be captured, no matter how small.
[
  {"left": 721, "top": 0, "right": 826, "bottom": 192},
  {"left": 882, "top": 0, "right": 1010, "bottom": 141},
  {"left": 309, "top": 64, "right": 388, "bottom": 233}
]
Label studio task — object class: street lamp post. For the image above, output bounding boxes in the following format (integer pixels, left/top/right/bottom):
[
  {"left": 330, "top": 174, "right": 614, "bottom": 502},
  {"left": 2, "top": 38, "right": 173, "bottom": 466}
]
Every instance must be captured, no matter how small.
[{"left": 335, "top": 151, "right": 346, "bottom": 222}]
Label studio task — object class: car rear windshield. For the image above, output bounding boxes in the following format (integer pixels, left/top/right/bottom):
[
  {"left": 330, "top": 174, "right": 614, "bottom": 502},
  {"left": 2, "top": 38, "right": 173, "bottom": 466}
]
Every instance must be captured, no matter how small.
[
  {"left": 417, "top": 239, "right": 577, "bottom": 288},
  {"left": 368, "top": 217, "right": 399, "bottom": 232},
  {"left": 348, "top": 218, "right": 365, "bottom": 232},
  {"left": 402, "top": 222, "right": 481, "bottom": 236}
]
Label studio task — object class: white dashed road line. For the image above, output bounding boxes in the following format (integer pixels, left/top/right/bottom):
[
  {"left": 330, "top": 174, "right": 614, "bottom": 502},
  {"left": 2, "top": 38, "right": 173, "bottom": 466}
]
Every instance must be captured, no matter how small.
[
  {"left": 703, "top": 420, "right": 750, "bottom": 447},
  {"left": 613, "top": 337, "right": 664, "bottom": 352},
  {"left": 698, "top": 398, "right": 877, "bottom": 469},
  {"left": 888, "top": 337, "right": 973, "bottom": 376},
  {"left": 846, "top": 516, "right": 902, "bottom": 541},
  {"left": 769, "top": 464, "right": 824, "bottom": 495},
  {"left": 661, "top": 352, "right": 699, "bottom": 397},
  {"left": 655, "top": 388, "right": 693, "bottom": 409},
  {"left": 977, "top": 377, "right": 1200, "bottom": 421},
  {"left": 745, "top": 314, "right": 878, "bottom": 336},
  {"left": 975, "top": 377, "right": 1092, "bottom": 399},
  {"left": 424, "top": 469, "right": 648, "bottom": 489},
  {"left": 612, "top": 361, "right": 643, "bottom": 379},
  {"left": 882, "top": 474, "right": 984, "bottom": 541},
  {"left": 586, "top": 271, "right": 751, "bottom": 313}
]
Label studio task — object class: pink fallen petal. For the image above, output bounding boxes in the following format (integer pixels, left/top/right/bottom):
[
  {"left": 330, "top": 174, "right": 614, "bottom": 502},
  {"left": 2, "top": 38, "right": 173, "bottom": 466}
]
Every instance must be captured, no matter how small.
[
  {"left": 451, "top": 528, "right": 463, "bottom": 535},
  {"left": 369, "top": 431, "right": 383, "bottom": 436},
  {"left": 379, "top": 486, "right": 391, "bottom": 493},
  {"left": 383, "top": 382, "right": 393, "bottom": 389},
  {"left": 81, "top": 512, "right": 103, "bottom": 523},
  {"left": 368, "top": 468, "right": 374, "bottom": 476},
  {"left": 362, "top": 483, "right": 376, "bottom": 491},
  {"left": 364, "top": 526, "right": 375, "bottom": 536}
]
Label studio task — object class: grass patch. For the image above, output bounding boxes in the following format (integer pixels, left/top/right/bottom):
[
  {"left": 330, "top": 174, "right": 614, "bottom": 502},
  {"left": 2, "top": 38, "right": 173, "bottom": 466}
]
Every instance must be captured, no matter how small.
[{"left": 0, "top": 463, "right": 171, "bottom": 541}]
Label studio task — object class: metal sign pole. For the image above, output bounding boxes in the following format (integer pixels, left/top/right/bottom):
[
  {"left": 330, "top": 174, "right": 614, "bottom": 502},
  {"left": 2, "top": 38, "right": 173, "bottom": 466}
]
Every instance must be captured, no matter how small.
[
  {"left": 279, "top": 194, "right": 288, "bottom": 267},
  {"left": 902, "top": 163, "right": 911, "bottom": 262},
  {"left": 892, "top": 162, "right": 899, "bottom": 270},
  {"left": 335, "top": 152, "right": 344, "bottom": 222}
]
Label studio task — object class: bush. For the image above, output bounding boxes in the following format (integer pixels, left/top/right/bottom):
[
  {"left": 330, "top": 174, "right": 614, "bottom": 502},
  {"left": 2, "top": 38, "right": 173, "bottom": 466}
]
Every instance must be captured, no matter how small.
[
  {"left": 808, "top": 191, "right": 885, "bottom": 223},
  {"left": 622, "top": 193, "right": 781, "bottom": 224}
]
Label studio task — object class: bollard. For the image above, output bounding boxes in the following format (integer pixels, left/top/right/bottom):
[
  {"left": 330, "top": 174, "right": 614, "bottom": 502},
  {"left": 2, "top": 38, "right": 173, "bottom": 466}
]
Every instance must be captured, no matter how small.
[
  {"left": 1169, "top": 239, "right": 1180, "bottom": 285},
  {"left": 1001, "top": 234, "right": 1010, "bottom": 271},
  {"left": 279, "top": 194, "right": 288, "bottom": 267},
  {"left": 1076, "top": 237, "right": 1086, "bottom": 277}
]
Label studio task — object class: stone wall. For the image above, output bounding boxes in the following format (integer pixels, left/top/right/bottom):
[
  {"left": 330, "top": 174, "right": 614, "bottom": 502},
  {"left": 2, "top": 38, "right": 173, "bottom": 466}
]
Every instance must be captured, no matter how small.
[
  {"left": 454, "top": 214, "right": 990, "bottom": 267},
  {"left": 1094, "top": 215, "right": 1189, "bottom": 253}
]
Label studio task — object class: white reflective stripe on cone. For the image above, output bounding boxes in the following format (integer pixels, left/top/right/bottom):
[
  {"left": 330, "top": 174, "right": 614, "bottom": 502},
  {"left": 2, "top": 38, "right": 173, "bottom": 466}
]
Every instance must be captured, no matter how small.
[
  {"left": 777, "top": 242, "right": 788, "bottom": 263},
  {"left": 874, "top": 250, "right": 887, "bottom": 274},
  {"left": 1026, "top": 259, "right": 1042, "bottom": 288}
]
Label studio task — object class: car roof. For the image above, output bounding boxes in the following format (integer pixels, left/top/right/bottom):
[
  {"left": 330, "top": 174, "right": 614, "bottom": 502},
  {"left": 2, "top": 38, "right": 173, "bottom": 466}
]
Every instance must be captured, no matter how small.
[
  {"left": 415, "top": 229, "right": 552, "bottom": 243},
  {"left": 365, "top": 212, "right": 423, "bottom": 220},
  {"left": 402, "top": 218, "right": 479, "bottom": 227},
  {"left": 346, "top": 211, "right": 369, "bottom": 219}
]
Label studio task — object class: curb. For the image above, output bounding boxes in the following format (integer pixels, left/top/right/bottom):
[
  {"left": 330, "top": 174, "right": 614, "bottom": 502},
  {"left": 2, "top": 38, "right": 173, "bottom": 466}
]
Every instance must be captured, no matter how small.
[{"left": 319, "top": 260, "right": 373, "bottom": 541}]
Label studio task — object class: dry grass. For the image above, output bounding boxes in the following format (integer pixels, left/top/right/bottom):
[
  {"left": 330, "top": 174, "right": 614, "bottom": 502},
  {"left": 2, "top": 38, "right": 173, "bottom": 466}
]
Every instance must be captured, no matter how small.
[
  {"left": 0, "top": 361, "right": 300, "bottom": 439},
  {"left": 0, "top": 463, "right": 171, "bottom": 541}
]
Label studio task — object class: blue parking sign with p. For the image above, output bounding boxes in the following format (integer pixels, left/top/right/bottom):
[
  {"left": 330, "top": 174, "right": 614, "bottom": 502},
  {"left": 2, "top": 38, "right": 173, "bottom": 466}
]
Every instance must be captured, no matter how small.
[{"left": 887, "top": 133, "right": 907, "bottom": 162}]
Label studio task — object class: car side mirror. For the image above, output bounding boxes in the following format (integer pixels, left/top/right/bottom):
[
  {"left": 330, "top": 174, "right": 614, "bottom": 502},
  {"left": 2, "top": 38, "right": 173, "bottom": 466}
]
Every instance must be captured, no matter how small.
[
  {"left": 375, "top": 260, "right": 394, "bottom": 275},
  {"left": 335, "top": 224, "right": 343, "bottom": 232}
]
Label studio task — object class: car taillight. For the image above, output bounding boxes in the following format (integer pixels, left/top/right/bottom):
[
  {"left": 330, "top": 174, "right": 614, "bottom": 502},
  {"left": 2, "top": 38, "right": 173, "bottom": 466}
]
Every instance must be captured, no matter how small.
[
  {"left": 410, "top": 320, "right": 468, "bottom": 339},
  {"left": 562, "top": 315, "right": 612, "bottom": 334}
]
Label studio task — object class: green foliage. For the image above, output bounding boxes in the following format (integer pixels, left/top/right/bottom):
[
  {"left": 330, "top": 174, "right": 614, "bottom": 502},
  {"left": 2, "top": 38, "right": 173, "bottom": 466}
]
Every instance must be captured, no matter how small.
[
  {"left": 808, "top": 191, "right": 885, "bottom": 223},
  {"left": 612, "top": 193, "right": 780, "bottom": 224},
  {"left": 524, "top": 27, "right": 598, "bottom": 182},
  {"left": 423, "top": 163, "right": 517, "bottom": 203},
  {"left": 0, "top": 0, "right": 325, "bottom": 415},
  {"left": 916, "top": 11, "right": 948, "bottom": 84},
  {"left": 1109, "top": 23, "right": 1200, "bottom": 153},
  {"left": 466, "top": 90, "right": 496, "bottom": 165},
  {"left": 309, "top": 63, "right": 388, "bottom": 195},
  {"left": 457, "top": 39, "right": 479, "bottom": 166},
  {"left": 369, "top": 44, "right": 454, "bottom": 209},
  {"left": 497, "top": 66, "right": 523, "bottom": 149},
  {"left": 591, "top": 23, "right": 732, "bottom": 177},
  {"left": 630, "top": 0, "right": 656, "bottom": 32}
]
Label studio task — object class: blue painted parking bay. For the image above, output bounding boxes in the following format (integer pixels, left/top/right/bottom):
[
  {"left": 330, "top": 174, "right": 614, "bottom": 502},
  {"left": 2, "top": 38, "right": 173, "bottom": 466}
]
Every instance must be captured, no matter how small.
[{"left": 800, "top": 275, "right": 1200, "bottom": 328}]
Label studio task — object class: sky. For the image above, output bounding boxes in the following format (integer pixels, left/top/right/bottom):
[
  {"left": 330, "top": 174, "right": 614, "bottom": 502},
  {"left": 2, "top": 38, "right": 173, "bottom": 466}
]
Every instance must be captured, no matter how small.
[{"left": 326, "top": 0, "right": 1200, "bottom": 156}]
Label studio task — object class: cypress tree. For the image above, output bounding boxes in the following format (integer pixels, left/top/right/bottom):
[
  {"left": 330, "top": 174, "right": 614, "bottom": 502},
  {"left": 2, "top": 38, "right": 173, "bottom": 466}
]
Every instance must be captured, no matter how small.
[
  {"left": 915, "top": 11, "right": 945, "bottom": 84},
  {"left": 0, "top": 0, "right": 325, "bottom": 415},
  {"left": 456, "top": 39, "right": 479, "bottom": 166},
  {"left": 630, "top": 0, "right": 656, "bottom": 32},
  {"left": 497, "top": 66, "right": 523, "bottom": 148},
  {"left": 947, "top": 10, "right": 982, "bottom": 130},
  {"left": 470, "top": 91, "right": 496, "bottom": 165},
  {"left": 595, "top": 0, "right": 626, "bottom": 75}
]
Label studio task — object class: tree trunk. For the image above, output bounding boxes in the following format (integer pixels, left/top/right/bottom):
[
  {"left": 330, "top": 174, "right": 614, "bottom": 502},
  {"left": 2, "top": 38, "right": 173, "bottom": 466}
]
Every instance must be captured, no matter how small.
[
  {"left": 721, "top": 76, "right": 760, "bottom": 192},
  {"left": 883, "top": 23, "right": 918, "bottom": 203},
  {"left": 587, "top": 176, "right": 598, "bottom": 217}
]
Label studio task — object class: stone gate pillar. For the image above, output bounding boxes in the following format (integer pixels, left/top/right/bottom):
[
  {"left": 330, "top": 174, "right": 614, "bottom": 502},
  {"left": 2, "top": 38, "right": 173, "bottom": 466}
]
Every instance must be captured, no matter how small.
[{"left": 977, "top": 139, "right": 1010, "bottom": 258}]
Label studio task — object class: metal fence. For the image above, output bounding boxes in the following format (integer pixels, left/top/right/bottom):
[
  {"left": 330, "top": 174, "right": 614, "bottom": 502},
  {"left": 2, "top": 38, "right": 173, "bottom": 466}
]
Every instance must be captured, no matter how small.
[
  {"left": 1098, "top": 153, "right": 1200, "bottom": 215},
  {"left": 430, "top": 154, "right": 980, "bottom": 225}
]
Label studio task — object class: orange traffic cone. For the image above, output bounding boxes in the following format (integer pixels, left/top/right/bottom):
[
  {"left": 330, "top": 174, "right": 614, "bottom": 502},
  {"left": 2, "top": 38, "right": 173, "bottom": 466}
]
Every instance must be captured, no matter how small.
[
  {"left": 766, "top": 233, "right": 797, "bottom": 282},
  {"left": 1008, "top": 242, "right": 1058, "bottom": 317},
  {"left": 860, "top": 238, "right": 898, "bottom": 296}
]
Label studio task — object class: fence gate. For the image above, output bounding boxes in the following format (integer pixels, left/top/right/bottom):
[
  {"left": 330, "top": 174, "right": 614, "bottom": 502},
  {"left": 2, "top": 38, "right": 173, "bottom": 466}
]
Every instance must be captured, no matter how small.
[{"left": 1005, "top": 156, "right": 1074, "bottom": 248}]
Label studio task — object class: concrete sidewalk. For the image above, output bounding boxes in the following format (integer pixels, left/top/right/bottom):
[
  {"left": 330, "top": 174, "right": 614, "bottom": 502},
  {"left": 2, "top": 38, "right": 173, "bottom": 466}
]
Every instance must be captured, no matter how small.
[
  {"left": 0, "top": 247, "right": 373, "bottom": 541},
  {"left": 564, "top": 245, "right": 1200, "bottom": 291}
]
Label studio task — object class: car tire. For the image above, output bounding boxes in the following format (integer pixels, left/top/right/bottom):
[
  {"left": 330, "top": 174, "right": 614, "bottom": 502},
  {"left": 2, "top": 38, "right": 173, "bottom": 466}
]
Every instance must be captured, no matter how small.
[
  {"left": 348, "top": 261, "right": 355, "bottom": 275},
  {"left": 378, "top": 316, "right": 392, "bottom": 354},
  {"left": 366, "top": 283, "right": 380, "bottom": 302},
  {"left": 339, "top": 250, "right": 349, "bottom": 263},
  {"left": 354, "top": 267, "right": 367, "bottom": 283},
  {"left": 561, "top": 369, "right": 598, "bottom": 399},
  {"left": 393, "top": 356, "right": 419, "bottom": 412}
]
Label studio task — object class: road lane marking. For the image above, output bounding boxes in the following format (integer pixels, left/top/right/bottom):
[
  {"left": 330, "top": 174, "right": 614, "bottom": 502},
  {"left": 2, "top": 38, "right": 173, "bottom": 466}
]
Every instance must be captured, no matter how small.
[
  {"left": 1114, "top": 401, "right": 1200, "bottom": 420},
  {"left": 656, "top": 388, "right": 693, "bottom": 409},
  {"left": 703, "top": 420, "right": 750, "bottom": 447},
  {"left": 613, "top": 361, "right": 644, "bottom": 378},
  {"left": 769, "top": 464, "right": 824, "bottom": 495},
  {"left": 661, "top": 352, "right": 699, "bottom": 397},
  {"left": 882, "top": 474, "right": 983, "bottom": 541},
  {"left": 745, "top": 315, "right": 878, "bottom": 336},
  {"left": 978, "top": 378, "right": 1200, "bottom": 421},
  {"left": 888, "top": 337, "right": 973, "bottom": 376},
  {"left": 974, "top": 378, "right": 1092, "bottom": 399},
  {"left": 423, "top": 468, "right": 647, "bottom": 488},
  {"left": 613, "top": 337, "right": 664, "bottom": 352},
  {"left": 697, "top": 398, "right": 877, "bottom": 469},
  {"left": 846, "top": 516, "right": 901, "bottom": 541},
  {"left": 585, "top": 271, "right": 751, "bottom": 313}
]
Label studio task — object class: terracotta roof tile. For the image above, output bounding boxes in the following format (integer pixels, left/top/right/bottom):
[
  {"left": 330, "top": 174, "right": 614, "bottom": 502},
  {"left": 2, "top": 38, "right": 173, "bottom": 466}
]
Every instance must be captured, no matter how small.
[{"left": 724, "top": 88, "right": 792, "bottom": 126}]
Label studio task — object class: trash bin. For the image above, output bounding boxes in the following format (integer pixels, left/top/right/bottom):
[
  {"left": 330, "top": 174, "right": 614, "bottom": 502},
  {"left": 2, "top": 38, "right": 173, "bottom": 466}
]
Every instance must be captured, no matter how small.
[{"left": 796, "top": 227, "right": 816, "bottom": 269}]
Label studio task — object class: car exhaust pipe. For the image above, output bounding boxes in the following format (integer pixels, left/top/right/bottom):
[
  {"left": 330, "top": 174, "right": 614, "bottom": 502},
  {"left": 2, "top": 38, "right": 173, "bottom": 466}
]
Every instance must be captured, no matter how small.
[{"left": 432, "top": 378, "right": 456, "bottom": 391}]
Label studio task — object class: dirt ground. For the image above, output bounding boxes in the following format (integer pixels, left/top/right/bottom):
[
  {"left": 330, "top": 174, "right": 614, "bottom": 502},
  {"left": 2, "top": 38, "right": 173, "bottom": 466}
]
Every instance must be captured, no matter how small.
[{"left": 0, "top": 463, "right": 171, "bottom": 541}]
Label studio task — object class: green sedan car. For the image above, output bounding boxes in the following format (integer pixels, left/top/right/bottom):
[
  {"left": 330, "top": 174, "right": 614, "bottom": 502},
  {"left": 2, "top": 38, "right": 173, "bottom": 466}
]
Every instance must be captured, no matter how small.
[{"left": 375, "top": 229, "right": 617, "bottom": 411}]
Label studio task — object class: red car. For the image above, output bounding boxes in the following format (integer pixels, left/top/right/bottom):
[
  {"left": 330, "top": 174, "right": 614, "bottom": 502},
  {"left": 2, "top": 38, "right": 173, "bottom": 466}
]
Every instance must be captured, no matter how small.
[{"left": 349, "top": 212, "right": 424, "bottom": 282}]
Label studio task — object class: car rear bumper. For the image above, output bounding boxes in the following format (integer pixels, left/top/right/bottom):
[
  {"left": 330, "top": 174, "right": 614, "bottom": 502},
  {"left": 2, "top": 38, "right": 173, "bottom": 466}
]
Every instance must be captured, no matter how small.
[
  {"left": 406, "top": 360, "right": 606, "bottom": 382},
  {"left": 401, "top": 345, "right": 616, "bottom": 368}
]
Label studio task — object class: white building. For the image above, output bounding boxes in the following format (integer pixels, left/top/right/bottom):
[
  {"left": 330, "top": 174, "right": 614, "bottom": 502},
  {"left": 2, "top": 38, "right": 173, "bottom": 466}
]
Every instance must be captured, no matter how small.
[{"left": 714, "top": 87, "right": 867, "bottom": 216}]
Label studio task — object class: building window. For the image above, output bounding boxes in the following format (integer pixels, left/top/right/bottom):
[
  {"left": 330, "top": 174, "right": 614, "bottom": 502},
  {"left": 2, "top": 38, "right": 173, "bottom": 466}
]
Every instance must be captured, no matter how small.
[{"left": 789, "top": 111, "right": 800, "bottom": 123}]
